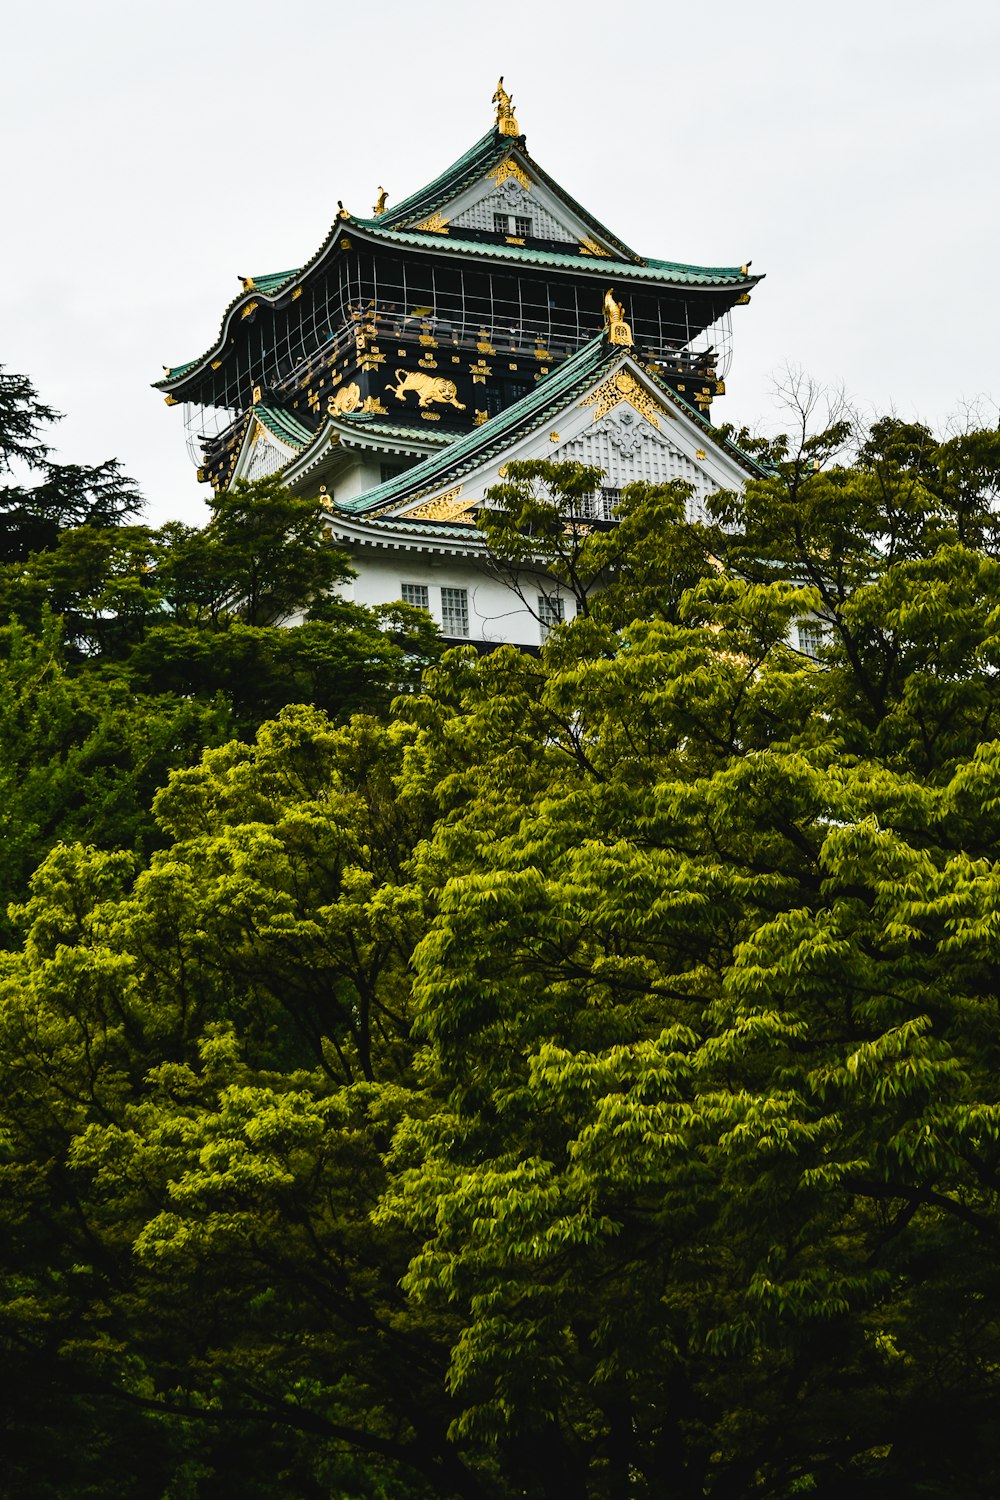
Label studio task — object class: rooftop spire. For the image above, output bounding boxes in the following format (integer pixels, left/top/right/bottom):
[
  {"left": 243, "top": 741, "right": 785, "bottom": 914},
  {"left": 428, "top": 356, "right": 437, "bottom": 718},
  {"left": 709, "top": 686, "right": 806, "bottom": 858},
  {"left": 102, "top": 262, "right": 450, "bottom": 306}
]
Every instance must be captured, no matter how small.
[{"left": 492, "top": 76, "right": 519, "bottom": 137}]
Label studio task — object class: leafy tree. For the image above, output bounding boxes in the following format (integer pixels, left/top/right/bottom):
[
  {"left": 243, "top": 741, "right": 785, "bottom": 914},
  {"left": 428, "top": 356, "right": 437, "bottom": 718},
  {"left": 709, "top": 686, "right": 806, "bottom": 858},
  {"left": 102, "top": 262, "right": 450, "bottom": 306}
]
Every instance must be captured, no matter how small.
[{"left": 0, "top": 365, "right": 143, "bottom": 559}]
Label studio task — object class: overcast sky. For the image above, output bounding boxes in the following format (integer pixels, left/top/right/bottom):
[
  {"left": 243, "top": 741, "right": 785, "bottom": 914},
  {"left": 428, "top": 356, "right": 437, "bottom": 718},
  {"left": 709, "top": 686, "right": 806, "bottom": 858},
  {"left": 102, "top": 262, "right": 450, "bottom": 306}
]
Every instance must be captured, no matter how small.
[{"left": 3, "top": 0, "right": 996, "bottom": 524}]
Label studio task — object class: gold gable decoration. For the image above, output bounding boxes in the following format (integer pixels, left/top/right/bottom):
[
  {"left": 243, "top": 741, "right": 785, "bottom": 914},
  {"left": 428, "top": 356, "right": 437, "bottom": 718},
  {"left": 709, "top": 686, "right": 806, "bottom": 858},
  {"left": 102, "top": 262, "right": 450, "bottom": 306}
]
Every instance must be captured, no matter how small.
[
  {"left": 489, "top": 159, "right": 532, "bottom": 192},
  {"left": 405, "top": 485, "right": 476, "bottom": 522},
  {"left": 579, "top": 236, "right": 612, "bottom": 258},
  {"left": 413, "top": 212, "right": 450, "bottom": 234},
  {"left": 583, "top": 370, "right": 664, "bottom": 429}
]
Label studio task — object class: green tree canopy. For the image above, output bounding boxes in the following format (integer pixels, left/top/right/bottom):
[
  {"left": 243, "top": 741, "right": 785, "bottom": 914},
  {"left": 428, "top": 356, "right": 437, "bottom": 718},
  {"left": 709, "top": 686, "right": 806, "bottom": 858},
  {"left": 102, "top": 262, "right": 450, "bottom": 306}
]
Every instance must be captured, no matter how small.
[{"left": 4, "top": 411, "right": 1000, "bottom": 1498}]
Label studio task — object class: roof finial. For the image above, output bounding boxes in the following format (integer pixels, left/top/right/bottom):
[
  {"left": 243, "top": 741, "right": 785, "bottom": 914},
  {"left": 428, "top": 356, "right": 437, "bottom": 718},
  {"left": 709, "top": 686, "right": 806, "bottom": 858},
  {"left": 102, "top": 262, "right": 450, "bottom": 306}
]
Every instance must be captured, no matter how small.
[
  {"left": 337, "top": 200, "right": 351, "bottom": 221},
  {"left": 603, "top": 288, "right": 633, "bottom": 347},
  {"left": 373, "top": 186, "right": 388, "bottom": 216},
  {"left": 493, "top": 76, "right": 519, "bottom": 137}
]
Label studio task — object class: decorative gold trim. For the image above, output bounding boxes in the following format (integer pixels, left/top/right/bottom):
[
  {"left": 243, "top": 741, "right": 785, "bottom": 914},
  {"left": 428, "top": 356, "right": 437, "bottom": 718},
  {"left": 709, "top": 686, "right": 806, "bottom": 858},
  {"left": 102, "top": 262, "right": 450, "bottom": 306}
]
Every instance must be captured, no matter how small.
[
  {"left": 492, "top": 77, "right": 519, "bottom": 137},
  {"left": 413, "top": 212, "right": 449, "bottom": 234},
  {"left": 252, "top": 385, "right": 262, "bottom": 404},
  {"left": 164, "top": 395, "right": 178, "bottom": 406},
  {"left": 505, "top": 236, "right": 525, "bottom": 246},
  {"left": 362, "top": 395, "right": 388, "bottom": 414},
  {"left": 473, "top": 410, "right": 488, "bottom": 426},
  {"left": 489, "top": 158, "right": 532, "bottom": 191},
  {"left": 328, "top": 382, "right": 362, "bottom": 416},
  {"left": 240, "top": 275, "right": 255, "bottom": 291},
  {"left": 583, "top": 369, "right": 663, "bottom": 428},
  {"left": 549, "top": 432, "right": 560, "bottom": 442},
  {"left": 477, "top": 337, "right": 496, "bottom": 355},
  {"left": 737, "top": 292, "right": 751, "bottom": 305},
  {"left": 579, "top": 236, "right": 612, "bottom": 258},
  {"left": 340, "top": 237, "right": 353, "bottom": 250},
  {"left": 291, "top": 287, "right": 302, "bottom": 301},
  {"left": 240, "top": 300, "right": 259, "bottom": 320},
  {"left": 603, "top": 288, "right": 632, "bottom": 347},
  {"left": 211, "top": 360, "right": 222, "bottom": 370},
  {"left": 695, "top": 449, "right": 707, "bottom": 461},
  {"left": 406, "top": 485, "right": 475, "bottom": 522},
  {"left": 373, "top": 187, "right": 388, "bottom": 216}
]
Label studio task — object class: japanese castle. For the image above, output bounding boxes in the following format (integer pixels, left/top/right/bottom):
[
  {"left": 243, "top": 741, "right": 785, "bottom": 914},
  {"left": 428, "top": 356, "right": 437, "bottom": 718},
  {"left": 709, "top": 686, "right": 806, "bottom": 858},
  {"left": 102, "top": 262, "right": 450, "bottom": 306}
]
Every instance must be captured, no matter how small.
[{"left": 156, "top": 82, "right": 763, "bottom": 646}]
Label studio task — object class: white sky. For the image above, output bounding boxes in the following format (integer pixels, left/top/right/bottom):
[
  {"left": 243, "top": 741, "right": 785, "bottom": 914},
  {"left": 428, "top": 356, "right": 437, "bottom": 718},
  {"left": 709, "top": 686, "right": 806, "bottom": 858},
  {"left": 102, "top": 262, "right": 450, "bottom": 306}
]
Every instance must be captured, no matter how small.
[{"left": 3, "top": 0, "right": 997, "bottom": 525}]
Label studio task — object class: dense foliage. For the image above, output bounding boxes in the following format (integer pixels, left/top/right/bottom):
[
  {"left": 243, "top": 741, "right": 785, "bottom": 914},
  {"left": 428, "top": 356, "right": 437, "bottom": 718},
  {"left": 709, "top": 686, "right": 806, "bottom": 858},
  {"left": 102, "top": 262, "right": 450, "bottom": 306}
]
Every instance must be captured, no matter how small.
[
  {"left": 0, "top": 371, "right": 440, "bottom": 938},
  {"left": 3, "top": 370, "right": 1000, "bottom": 1497}
]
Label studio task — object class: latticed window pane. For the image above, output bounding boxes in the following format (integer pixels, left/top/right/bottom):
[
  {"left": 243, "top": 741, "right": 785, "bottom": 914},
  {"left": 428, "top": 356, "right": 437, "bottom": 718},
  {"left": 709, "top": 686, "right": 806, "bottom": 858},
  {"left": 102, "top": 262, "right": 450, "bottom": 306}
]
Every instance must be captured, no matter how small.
[
  {"left": 578, "top": 487, "right": 620, "bottom": 520},
  {"left": 441, "top": 587, "right": 469, "bottom": 637},
  {"left": 401, "top": 583, "right": 429, "bottom": 609},
  {"left": 538, "top": 593, "right": 565, "bottom": 641},
  {"left": 513, "top": 215, "right": 533, "bottom": 237},
  {"left": 493, "top": 213, "right": 509, "bottom": 234},
  {"left": 796, "top": 621, "right": 827, "bottom": 658}
]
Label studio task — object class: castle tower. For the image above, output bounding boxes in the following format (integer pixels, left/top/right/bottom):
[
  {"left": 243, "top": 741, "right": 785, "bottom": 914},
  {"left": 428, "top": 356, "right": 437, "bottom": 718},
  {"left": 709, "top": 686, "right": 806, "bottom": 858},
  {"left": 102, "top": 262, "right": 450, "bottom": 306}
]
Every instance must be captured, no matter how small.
[{"left": 155, "top": 85, "right": 764, "bottom": 646}]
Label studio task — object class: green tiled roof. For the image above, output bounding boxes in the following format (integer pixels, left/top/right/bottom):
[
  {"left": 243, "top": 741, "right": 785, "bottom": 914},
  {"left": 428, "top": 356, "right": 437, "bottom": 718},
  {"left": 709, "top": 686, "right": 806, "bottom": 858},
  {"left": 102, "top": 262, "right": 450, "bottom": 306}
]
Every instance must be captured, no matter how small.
[
  {"left": 157, "top": 127, "right": 757, "bottom": 397},
  {"left": 248, "top": 268, "right": 300, "bottom": 295},
  {"left": 162, "top": 356, "right": 200, "bottom": 380},
  {"left": 377, "top": 127, "right": 638, "bottom": 262},
  {"left": 337, "top": 414, "right": 453, "bottom": 445},
  {"left": 355, "top": 223, "right": 748, "bottom": 286},
  {"left": 253, "top": 405, "right": 314, "bottom": 449}
]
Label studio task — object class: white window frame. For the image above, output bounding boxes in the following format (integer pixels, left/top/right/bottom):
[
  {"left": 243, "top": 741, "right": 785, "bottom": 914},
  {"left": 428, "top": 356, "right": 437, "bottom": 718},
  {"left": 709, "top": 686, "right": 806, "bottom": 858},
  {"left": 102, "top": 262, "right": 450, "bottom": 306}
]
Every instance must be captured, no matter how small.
[
  {"left": 440, "top": 586, "right": 470, "bottom": 638},
  {"left": 401, "top": 582, "right": 429, "bottom": 610}
]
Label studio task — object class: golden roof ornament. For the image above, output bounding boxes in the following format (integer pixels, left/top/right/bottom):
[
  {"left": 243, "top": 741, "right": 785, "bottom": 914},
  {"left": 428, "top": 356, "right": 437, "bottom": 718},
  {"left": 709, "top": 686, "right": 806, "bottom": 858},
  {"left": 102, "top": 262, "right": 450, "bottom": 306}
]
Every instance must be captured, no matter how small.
[
  {"left": 603, "top": 288, "right": 633, "bottom": 347},
  {"left": 336, "top": 200, "right": 351, "bottom": 220},
  {"left": 373, "top": 186, "right": 388, "bottom": 216},
  {"left": 493, "top": 76, "right": 519, "bottom": 137}
]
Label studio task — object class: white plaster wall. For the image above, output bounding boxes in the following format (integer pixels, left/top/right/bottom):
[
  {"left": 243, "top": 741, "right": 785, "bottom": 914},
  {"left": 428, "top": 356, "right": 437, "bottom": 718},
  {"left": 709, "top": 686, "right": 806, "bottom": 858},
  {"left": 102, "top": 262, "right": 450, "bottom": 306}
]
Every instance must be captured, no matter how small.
[
  {"left": 333, "top": 456, "right": 386, "bottom": 503},
  {"left": 345, "top": 549, "right": 570, "bottom": 647}
]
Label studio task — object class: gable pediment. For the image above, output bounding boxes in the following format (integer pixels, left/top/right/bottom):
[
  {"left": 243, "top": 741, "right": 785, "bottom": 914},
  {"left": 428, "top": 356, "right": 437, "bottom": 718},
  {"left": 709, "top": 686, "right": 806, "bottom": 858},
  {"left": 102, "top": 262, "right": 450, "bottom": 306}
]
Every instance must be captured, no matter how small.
[
  {"left": 363, "top": 348, "right": 757, "bottom": 534},
  {"left": 398, "top": 148, "right": 626, "bottom": 257},
  {"left": 232, "top": 416, "right": 299, "bottom": 485}
]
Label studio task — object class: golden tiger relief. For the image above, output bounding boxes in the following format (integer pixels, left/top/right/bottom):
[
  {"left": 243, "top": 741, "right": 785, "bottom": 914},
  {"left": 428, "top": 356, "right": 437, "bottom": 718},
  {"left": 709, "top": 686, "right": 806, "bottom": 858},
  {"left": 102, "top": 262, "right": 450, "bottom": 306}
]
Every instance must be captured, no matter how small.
[{"left": 386, "top": 369, "right": 466, "bottom": 410}]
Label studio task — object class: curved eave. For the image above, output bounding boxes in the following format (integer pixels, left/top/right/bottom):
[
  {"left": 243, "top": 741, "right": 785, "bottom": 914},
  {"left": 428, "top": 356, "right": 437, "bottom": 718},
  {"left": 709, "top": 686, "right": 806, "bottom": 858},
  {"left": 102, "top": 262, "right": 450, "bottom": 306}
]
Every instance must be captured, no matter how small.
[
  {"left": 329, "top": 511, "right": 487, "bottom": 554},
  {"left": 358, "top": 222, "right": 759, "bottom": 287},
  {"left": 281, "top": 411, "right": 454, "bottom": 487},
  {"left": 156, "top": 213, "right": 760, "bottom": 401}
]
